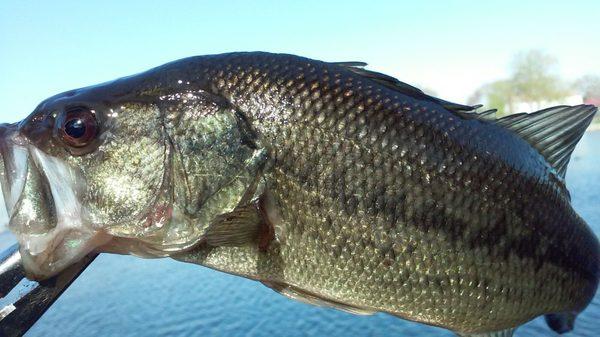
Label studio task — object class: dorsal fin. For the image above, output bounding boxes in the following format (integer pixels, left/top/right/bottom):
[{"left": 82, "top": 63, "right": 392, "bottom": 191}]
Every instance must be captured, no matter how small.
[
  {"left": 333, "top": 61, "right": 479, "bottom": 114},
  {"left": 333, "top": 62, "right": 597, "bottom": 178},
  {"left": 495, "top": 105, "right": 597, "bottom": 178}
]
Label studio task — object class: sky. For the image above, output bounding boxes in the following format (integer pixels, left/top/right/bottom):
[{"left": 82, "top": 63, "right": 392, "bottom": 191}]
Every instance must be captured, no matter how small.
[{"left": 1, "top": 1, "right": 599, "bottom": 123}]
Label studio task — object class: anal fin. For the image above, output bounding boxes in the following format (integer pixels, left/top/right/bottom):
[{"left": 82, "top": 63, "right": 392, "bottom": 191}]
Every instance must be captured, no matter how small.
[
  {"left": 545, "top": 312, "right": 576, "bottom": 334},
  {"left": 456, "top": 328, "right": 515, "bottom": 337},
  {"left": 261, "top": 281, "right": 376, "bottom": 316}
]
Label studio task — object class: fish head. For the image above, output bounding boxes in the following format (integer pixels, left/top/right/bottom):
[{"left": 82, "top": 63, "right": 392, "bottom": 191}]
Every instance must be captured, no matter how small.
[{"left": 1, "top": 66, "right": 260, "bottom": 279}]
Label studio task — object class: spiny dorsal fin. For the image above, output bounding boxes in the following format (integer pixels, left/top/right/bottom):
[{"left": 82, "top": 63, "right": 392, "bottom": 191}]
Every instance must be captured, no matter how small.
[
  {"left": 472, "top": 106, "right": 498, "bottom": 120},
  {"left": 333, "top": 61, "right": 478, "bottom": 114},
  {"left": 333, "top": 62, "right": 597, "bottom": 178},
  {"left": 495, "top": 105, "right": 597, "bottom": 179}
]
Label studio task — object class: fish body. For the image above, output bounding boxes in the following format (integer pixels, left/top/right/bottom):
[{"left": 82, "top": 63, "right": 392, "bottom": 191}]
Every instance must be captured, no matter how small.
[{"left": 1, "top": 52, "right": 598, "bottom": 336}]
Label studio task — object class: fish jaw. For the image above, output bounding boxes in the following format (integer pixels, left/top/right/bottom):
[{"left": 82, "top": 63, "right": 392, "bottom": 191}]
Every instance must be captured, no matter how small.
[
  {"left": 0, "top": 126, "right": 27, "bottom": 227},
  {"left": 0, "top": 123, "right": 110, "bottom": 280}
]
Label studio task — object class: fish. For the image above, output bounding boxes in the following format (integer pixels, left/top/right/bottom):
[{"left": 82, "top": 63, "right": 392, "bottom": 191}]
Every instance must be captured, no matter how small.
[{"left": 0, "top": 52, "right": 598, "bottom": 337}]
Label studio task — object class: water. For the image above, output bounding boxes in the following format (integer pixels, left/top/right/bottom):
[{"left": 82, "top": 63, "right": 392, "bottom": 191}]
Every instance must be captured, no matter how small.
[{"left": 5, "top": 133, "right": 600, "bottom": 337}]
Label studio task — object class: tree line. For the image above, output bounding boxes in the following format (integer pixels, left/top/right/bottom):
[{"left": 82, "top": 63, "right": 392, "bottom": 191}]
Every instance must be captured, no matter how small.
[{"left": 467, "top": 50, "right": 600, "bottom": 117}]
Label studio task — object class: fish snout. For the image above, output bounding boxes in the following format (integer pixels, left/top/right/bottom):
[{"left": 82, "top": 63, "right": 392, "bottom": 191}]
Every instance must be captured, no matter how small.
[{"left": 0, "top": 123, "right": 17, "bottom": 138}]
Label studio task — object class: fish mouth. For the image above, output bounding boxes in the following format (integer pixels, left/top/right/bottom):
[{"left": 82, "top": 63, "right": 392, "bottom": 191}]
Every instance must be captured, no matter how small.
[
  {"left": 0, "top": 123, "right": 110, "bottom": 280},
  {"left": 0, "top": 123, "right": 27, "bottom": 228}
]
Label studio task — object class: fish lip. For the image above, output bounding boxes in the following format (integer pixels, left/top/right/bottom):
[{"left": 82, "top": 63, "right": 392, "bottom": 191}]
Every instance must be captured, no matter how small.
[{"left": 0, "top": 125, "right": 29, "bottom": 228}]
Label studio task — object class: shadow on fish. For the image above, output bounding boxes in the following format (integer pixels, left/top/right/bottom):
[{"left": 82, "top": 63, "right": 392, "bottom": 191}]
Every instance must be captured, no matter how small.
[{"left": 0, "top": 52, "right": 598, "bottom": 337}]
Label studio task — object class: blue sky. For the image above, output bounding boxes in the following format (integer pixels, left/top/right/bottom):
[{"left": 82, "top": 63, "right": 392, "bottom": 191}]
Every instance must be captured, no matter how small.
[{"left": 1, "top": 1, "right": 599, "bottom": 123}]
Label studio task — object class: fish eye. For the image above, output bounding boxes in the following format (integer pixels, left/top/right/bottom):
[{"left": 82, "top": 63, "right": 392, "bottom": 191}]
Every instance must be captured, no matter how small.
[{"left": 58, "top": 106, "right": 98, "bottom": 148}]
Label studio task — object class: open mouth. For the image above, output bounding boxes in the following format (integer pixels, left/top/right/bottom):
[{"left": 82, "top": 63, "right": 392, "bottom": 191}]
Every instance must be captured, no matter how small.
[
  {"left": 0, "top": 123, "right": 109, "bottom": 280},
  {"left": 0, "top": 124, "right": 28, "bottom": 230}
]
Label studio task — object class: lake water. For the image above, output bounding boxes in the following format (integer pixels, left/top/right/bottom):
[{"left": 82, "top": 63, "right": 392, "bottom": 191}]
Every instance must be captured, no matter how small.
[{"left": 3, "top": 133, "right": 600, "bottom": 337}]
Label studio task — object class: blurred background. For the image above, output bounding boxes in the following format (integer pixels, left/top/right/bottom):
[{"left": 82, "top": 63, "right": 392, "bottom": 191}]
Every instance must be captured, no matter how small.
[{"left": 1, "top": 1, "right": 599, "bottom": 336}]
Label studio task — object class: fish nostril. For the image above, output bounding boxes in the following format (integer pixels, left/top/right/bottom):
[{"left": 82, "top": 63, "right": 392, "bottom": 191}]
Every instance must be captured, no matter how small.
[{"left": 63, "top": 90, "right": 77, "bottom": 97}]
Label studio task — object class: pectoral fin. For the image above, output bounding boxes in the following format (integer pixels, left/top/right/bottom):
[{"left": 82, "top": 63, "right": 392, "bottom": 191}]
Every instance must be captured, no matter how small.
[{"left": 205, "top": 196, "right": 274, "bottom": 251}]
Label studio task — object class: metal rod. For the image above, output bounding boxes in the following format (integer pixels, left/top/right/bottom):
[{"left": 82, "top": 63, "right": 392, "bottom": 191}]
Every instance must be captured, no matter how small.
[
  {"left": 0, "top": 244, "right": 24, "bottom": 299},
  {"left": 0, "top": 245, "right": 98, "bottom": 337}
]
